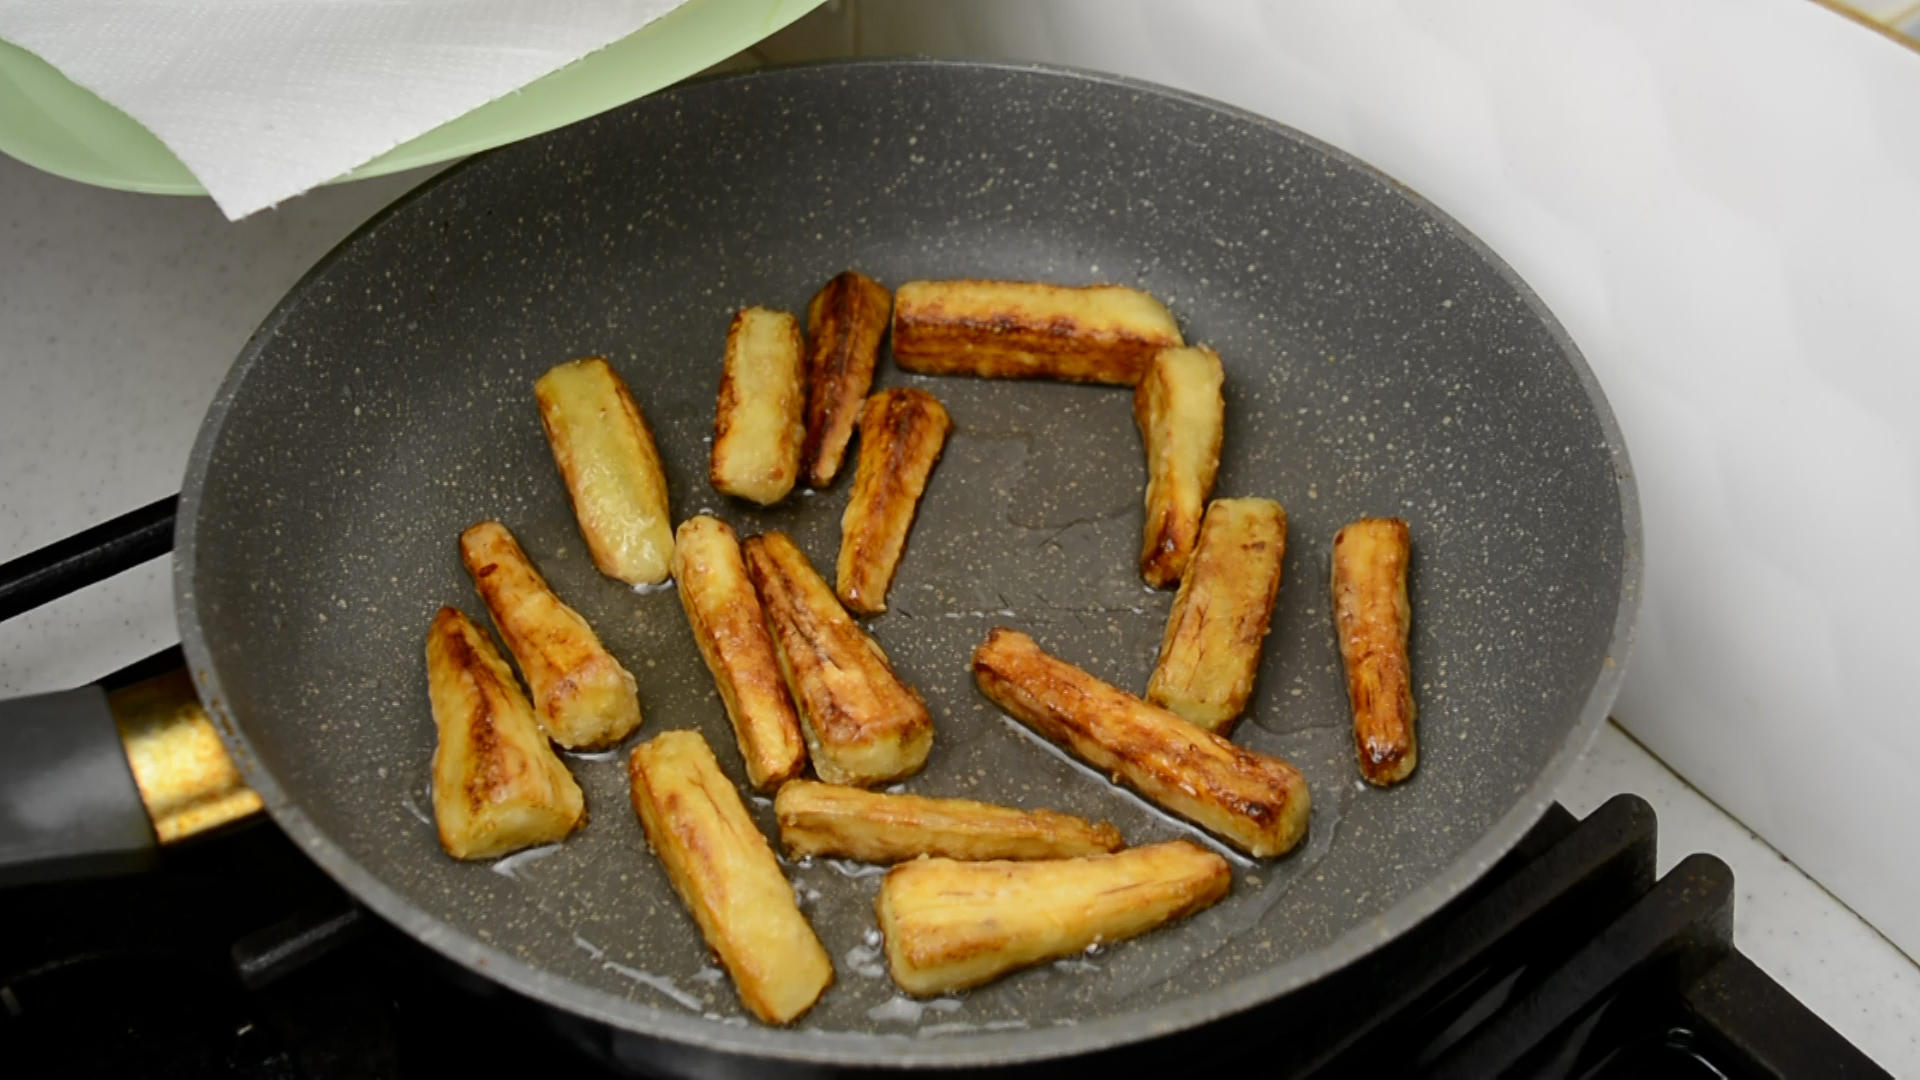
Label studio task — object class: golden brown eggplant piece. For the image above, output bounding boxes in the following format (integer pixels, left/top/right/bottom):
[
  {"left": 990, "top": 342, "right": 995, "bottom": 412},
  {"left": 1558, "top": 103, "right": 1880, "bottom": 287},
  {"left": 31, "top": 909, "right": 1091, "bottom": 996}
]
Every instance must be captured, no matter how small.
[
  {"left": 1135, "top": 345, "right": 1225, "bottom": 588},
  {"left": 1332, "top": 517, "right": 1417, "bottom": 786},
  {"left": 460, "top": 520, "right": 642, "bottom": 751},
  {"left": 671, "top": 515, "right": 808, "bottom": 790},
  {"left": 972, "top": 628, "right": 1309, "bottom": 858},
  {"left": 742, "top": 531, "right": 933, "bottom": 787},
  {"left": 535, "top": 357, "right": 675, "bottom": 586},
  {"left": 892, "top": 279, "right": 1184, "bottom": 386},
  {"left": 836, "top": 388, "right": 953, "bottom": 615},
  {"left": 1145, "top": 498, "right": 1287, "bottom": 733},
  {"left": 801, "top": 270, "right": 892, "bottom": 488},
  {"left": 876, "top": 841, "right": 1229, "bottom": 996},
  {"left": 628, "top": 731, "right": 834, "bottom": 1025},
  {"left": 425, "top": 607, "right": 586, "bottom": 860},
  {"left": 773, "top": 779, "right": 1121, "bottom": 863},
  {"left": 710, "top": 306, "right": 806, "bottom": 505}
]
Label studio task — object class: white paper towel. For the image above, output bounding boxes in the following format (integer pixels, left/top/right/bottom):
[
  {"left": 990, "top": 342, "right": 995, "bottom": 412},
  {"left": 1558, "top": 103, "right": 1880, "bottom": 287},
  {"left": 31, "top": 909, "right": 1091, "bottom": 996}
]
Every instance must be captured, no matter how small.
[{"left": 0, "top": 0, "right": 692, "bottom": 219}]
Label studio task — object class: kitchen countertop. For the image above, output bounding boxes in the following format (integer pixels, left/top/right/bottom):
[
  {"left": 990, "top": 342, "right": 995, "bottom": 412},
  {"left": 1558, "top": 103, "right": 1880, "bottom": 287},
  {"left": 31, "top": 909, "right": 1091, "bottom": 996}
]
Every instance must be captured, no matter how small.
[{"left": 2, "top": 152, "right": 1915, "bottom": 1073}]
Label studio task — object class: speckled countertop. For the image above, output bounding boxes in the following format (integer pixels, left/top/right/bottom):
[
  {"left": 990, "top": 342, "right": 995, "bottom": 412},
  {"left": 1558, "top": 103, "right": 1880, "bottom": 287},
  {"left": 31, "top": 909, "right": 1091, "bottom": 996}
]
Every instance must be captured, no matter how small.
[{"left": 1, "top": 151, "right": 1914, "bottom": 1072}]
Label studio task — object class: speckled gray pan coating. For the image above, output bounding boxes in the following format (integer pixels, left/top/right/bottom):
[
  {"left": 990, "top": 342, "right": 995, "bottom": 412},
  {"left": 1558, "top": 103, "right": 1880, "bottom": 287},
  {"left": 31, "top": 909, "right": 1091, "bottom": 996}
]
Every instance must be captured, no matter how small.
[{"left": 176, "top": 60, "right": 1639, "bottom": 1069}]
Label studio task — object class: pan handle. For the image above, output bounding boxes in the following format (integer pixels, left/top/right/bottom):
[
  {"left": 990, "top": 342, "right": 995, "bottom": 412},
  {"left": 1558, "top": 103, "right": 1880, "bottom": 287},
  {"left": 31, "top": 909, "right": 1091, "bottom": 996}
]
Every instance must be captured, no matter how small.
[
  {"left": 0, "top": 686, "right": 157, "bottom": 885},
  {"left": 0, "top": 497, "right": 262, "bottom": 887}
]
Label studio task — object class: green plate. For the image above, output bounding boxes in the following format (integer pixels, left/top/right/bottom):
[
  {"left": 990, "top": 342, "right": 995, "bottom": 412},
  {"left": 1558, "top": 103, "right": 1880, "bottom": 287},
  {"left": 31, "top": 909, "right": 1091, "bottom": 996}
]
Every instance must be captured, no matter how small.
[{"left": 0, "top": 0, "right": 826, "bottom": 195}]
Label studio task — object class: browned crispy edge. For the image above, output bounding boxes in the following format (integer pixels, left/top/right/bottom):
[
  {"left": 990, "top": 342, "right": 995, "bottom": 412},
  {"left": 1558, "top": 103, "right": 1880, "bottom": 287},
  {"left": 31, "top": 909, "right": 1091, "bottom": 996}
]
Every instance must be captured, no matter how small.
[
  {"left": 741, "top": 531, "right": 933, "bottom": 780},
  {"left": 801, "top": 271, "right": 892, "bottom": 488},
  {"left": 773, "top": 780, "right": 1123, "bottom": 862},
  {"left": 874, "top": 841, "right": 1231, "bottom": 996},
  {"left": 891, "top": 281, "right": 1180, "bottom": 385},
  {"left": 672, "top": 517, "right": 807, "bottom": 790},
  {"left": 1145, "top": 499, "right": 1288, "bottom": 733},
  {"left": 459, "top": 520, "right": 636, "bottom": 752},
  {"left": 836, "top": 388, "right": 953, "bottom": 615},
  {"left": 1332, "top": 518, "right": 1417, "bottom": 785},
  {"left": 427, "top": 607, "right": 587, "bottom": 856},
  {"left": 1135, "top": 346, "right": 1224, "bottom": 589},
  {"left": 970, "top": 627, "right": 1309, "bottom": 858},
  {"left": 432, "top": 608, "right": 516, "bottom": 852}
]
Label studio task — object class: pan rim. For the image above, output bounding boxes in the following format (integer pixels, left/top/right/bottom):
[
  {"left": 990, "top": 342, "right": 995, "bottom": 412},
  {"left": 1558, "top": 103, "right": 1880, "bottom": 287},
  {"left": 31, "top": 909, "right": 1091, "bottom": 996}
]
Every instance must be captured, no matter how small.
[{"left": 175, "top": 56, "right": 1642, "bottom": 1068}]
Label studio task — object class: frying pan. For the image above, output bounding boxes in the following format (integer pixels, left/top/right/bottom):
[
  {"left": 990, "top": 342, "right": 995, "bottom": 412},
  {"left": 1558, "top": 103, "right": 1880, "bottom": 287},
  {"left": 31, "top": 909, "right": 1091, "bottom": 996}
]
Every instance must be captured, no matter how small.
[{"left": 43, "top": 60, "right": 1642, "bottom": 1069}]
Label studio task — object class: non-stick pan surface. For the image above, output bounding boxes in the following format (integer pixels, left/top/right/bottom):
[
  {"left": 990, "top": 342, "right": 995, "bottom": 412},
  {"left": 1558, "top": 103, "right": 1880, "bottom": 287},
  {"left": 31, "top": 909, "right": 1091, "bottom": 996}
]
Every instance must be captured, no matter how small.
[{"left": 176, "top": 60, "right": 1639, "bottom": 1068}]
